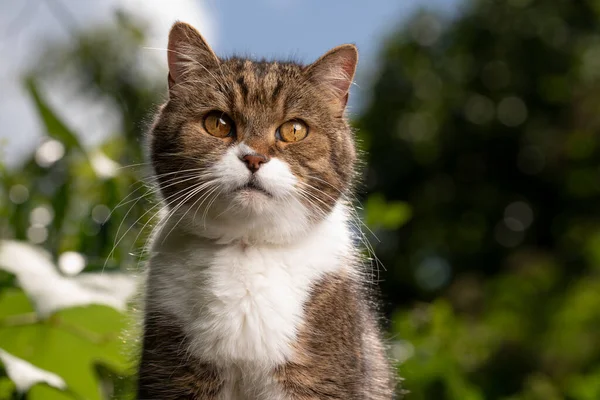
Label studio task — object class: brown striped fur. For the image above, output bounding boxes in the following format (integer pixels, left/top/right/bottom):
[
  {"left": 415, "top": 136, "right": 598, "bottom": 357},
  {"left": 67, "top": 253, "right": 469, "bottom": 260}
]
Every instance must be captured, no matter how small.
[
  {"left": 276, "top": 273, "right": 393, "bottom": 399},
  {"left": 138, "top": 21, "right": 396, "bottom": 399}
]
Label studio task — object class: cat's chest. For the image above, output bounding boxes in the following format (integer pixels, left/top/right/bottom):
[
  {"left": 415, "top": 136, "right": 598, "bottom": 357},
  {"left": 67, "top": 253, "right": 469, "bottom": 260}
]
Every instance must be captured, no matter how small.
[
  {"left": 199, "top": 245, "right": 315, "bottom": 364},
  {"left": 151, "top": 237, "right": 348, "bottom": 366}
]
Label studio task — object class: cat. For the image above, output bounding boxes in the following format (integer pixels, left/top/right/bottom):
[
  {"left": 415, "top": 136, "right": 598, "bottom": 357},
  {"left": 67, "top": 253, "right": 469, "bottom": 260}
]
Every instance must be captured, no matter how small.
[{"left": 137, "top": 21, "right": 395, "bottom": 400}]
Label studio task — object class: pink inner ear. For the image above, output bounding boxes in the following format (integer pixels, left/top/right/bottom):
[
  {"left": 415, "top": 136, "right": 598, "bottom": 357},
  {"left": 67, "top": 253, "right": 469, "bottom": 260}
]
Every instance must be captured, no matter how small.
[
  {"left": 334, "top": 56, "right": 357, "bottom": 94},
  {"left": 309, "top": 45, "right": 358, "bottom": 107},
  {"left": 167, "top": 35, "right": 183, "bottom": 83},
  {"left": 167, "top": 26, "right": 190, "bottom": 84},
  {"left": 166, "top": 22, "right": 219, "bottom": 87}
]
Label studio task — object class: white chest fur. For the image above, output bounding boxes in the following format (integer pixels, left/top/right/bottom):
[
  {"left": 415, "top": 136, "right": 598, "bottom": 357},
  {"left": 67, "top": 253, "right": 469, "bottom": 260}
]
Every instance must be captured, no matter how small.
[{"left": 148, "top": 204, "right": 353, "bottom": 369}]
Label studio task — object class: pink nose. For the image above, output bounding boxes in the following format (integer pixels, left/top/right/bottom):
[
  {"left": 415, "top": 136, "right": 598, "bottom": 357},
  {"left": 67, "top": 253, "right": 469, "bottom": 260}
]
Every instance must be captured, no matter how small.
[{"left": 242, "top": 154, "right": 269, "bottom": 172}]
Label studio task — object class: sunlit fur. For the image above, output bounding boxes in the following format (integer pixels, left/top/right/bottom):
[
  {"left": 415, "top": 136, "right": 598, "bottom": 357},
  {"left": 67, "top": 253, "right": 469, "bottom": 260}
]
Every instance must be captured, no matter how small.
[{"left": 138, "top": 21, "right": 394, "bottom": 400}]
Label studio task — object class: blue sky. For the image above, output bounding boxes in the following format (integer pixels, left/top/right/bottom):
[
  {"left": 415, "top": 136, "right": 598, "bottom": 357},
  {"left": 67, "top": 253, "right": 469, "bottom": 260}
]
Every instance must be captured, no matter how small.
[
  {"left": 0, "top": 0, "right": 462, "bottom": 166},
  {"left": 207, "top": 0, "right": 462, "bottom": 109},
  {"left": 208, "top": 0, "right": 458, "bottom": 60}
]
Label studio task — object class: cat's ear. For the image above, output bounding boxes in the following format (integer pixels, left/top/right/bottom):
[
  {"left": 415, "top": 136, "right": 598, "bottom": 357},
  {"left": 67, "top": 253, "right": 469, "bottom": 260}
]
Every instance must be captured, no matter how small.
[
  {"left": 167, "top": 21, "right": 219, "bottom": 90},
  {"left": 306, "top": 44, "right": 358, "bottom": 111}
]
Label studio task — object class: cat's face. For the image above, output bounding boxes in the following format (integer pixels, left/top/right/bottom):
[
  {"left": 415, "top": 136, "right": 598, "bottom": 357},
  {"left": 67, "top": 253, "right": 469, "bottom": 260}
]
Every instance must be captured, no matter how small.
[{"left": 150, "top": 22, "right": 358, "bottom": 244}]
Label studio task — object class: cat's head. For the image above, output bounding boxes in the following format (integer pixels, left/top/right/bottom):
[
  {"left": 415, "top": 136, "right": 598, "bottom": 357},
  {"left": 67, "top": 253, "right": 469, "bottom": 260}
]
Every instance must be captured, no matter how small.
[{"left": 150, "top": 22, "right": 358, "bottom": 244}]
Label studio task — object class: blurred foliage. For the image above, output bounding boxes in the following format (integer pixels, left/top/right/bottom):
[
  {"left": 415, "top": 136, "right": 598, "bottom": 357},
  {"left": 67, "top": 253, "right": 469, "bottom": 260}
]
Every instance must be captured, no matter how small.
[
  {"left": 1, "top": 0, "right": 600, "bottom": 398},
  {"left": 357, "top": 0, "right": 600, "bottom": 398},
  {"left": 0, "top": 14, "right": 155, "bottom": 400}
]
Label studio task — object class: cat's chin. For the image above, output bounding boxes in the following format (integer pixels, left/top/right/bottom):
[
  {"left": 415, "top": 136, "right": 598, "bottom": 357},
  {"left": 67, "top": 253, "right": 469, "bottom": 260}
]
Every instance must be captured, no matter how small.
[
  {"left": 184, "top": 199, "right": 343, "bottom": 247},
  {"left": 235, "top": 182, "right": 273, "bottom": 198},
  {"left": 176, "top": 191, "right": 315, "bottom": 245},
  {"left": 228, "top": 189, "right": 275, "bottom": 215}
]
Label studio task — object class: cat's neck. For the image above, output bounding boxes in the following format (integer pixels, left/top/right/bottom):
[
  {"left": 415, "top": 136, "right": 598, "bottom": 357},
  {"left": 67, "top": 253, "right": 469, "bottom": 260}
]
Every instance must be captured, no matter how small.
[{"left": 152, "top": 201, "right": 354, "bottom": 251}]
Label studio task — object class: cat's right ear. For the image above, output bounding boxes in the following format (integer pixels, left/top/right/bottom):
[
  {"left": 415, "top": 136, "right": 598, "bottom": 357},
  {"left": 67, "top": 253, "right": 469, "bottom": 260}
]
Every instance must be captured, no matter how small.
[
  {"left": 167, "top": 21, "right": 219, "bottom": 91},
  {"left": 306, "top": 44, "right": 358, "bottom": 113}
]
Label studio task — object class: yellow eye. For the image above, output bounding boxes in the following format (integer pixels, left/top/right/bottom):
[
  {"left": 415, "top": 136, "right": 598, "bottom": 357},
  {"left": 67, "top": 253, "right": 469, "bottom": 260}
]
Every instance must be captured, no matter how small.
[
  {"left": 204, "top": 111, "right": 235, "bottom": 138},
  {"left": 277, "top": 120, "right": 308, "bottom": 142}
]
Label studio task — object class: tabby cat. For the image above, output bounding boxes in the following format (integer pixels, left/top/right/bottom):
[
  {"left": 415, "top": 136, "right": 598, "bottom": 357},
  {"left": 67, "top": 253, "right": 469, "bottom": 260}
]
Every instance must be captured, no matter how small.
[{"left": 137, "top": 21, "right": 395, "bottom": 399}]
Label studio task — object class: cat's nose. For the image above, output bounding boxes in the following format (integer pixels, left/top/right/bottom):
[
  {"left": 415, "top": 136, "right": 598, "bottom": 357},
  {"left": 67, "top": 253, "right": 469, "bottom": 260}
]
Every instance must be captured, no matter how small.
[{"left": 241, "top": 154, "right": 269, "bottom": 173}]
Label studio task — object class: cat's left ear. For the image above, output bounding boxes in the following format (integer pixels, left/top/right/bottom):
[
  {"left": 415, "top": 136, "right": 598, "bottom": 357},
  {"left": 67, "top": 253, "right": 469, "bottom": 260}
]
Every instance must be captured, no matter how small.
[
  {"left": 306, "top": 44, "right": 358, "bottom": 112},
  {"left": 167, "top": 21, "right": 219, "bottom": 91}
]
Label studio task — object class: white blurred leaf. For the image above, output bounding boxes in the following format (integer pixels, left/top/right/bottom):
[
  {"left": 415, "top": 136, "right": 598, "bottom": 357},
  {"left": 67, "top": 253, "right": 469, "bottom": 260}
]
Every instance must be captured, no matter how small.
[
  {"left": 90, "top": 151, "right": 120, "bottom": 179},
  {"left": 0, "top": 240, "right": 137, "bottom": 317},
  {"left": 0, "top": 348, "right": 66, "bottom": 393}
]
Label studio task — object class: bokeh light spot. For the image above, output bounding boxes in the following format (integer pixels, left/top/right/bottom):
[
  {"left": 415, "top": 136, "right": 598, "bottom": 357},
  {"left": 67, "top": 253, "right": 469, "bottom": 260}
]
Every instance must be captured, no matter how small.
[
  {"left": 58, "top": 252, "right": 86, "bottom": 276},
  {"left": 409, "top": 14, "right": 442, "bottom": 47},
  {"left": 465, "top": 94, "right": 495, "bottom": 125},
  {"left": 29, "top": 205, "right": 54, "bottom": 226},
  {"left": 27, "top": 225, "right": 48, "bottom": 244},
  {"left": 92, "top": 204, "right": 111, "bottom": 224},
  {"left": 504, "top": 201, "right": 534, "bottom": 231},
  {"left": 391, "top": 340, "right": 415, "bottom": 364},
  {"left": 91, "top": 152, "right": 120, "bottom": 179},
  {"left": 581, "top": 46, "right": 600, "bottom": 81},
  {"left": 415, "top": 256, "right": 451, "bottom": 291},
  {"left": 9, "top": 185, "right": 29, "bottom": 204},
  {"left": 497, "top": 96, "right": 528, "bottom": 127},
  {"left": 35, "top": 139, "right": 65, "bottom": 168}
]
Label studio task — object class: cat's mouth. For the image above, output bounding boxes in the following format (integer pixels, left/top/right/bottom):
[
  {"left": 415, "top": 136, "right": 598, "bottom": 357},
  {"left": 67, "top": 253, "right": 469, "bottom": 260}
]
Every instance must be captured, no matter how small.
[{"left": 236, "top": 180, "right": 272, "bottom": 197}]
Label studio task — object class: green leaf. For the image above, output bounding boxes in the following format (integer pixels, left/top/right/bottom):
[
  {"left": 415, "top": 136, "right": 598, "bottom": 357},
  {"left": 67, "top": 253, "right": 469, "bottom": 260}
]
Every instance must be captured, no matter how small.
[
  {"left": 24, "top": 78, "right": 85, "bottom": 155},
  {"left": 0, "top": 377, "right": 17, "bottom": 400},
  {"left": 0, "top": 288, "right": 34, "bottom": 320},
  {"left": 567, "top": 366, "right": 600, "bottom": 400},
  {"left": 0, "top": 305, "right": 132, "bottom": 400},
  {"left": 28, "top": 384, "right": 75, "bottom": 400},
  {"left": 0, "top": 357, "right": 16, "bottom": 400},
  {"left": 0, "top": 270, "right": 16, "bottom": 290}
]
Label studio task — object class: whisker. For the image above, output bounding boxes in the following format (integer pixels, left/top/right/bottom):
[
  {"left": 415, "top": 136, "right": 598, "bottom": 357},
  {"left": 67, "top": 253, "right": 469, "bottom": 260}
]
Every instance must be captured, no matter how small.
[
  {"left": 111, "top": 173, "right": 202, "bottom": 217},
  {"left": 116, "top": 162, "right": 153, "bottom": 171},
  {"left": 111, "top": 173, "right": 203, "bottom": 245},
  {"left": 192, "top": 184, "right": 221, "bottom": 224},
  {"left": 162, "top": 180, "right": 220, "bottom": 242},
  {"left": 158, "top": 184, "right": 210, "bottom": 245},
  {"left": 297, "top": 181, "right": 385, "bottom": 281},
  {"left": 104, "top": 181, "right": 203, "bottom": 272},
  {"left": 201, "top": 187, "right": 223, "bottom": 229}
]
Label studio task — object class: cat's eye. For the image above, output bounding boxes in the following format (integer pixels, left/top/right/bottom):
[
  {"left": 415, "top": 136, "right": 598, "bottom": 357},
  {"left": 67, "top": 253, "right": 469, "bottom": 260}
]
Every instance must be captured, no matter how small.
[
  {"left": 277, "top": 120, "right": 308, "bottom": 143},
  {"left": 204, "top": 111, "right": 235, "bottom": 138}
]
